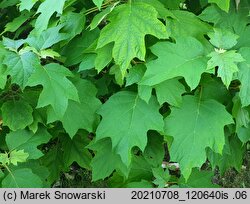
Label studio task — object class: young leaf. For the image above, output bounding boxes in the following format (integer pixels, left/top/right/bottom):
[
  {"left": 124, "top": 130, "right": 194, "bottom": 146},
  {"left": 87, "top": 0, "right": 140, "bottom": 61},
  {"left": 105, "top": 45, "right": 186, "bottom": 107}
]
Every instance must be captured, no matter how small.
[
  {"left": 207, "top": 50, "right": 244, "bottom": 87},
  {"left": 164, "top": 95, "right": 233, "bottom": 180},
  {"left": 208, "top": 28, "right": 239, "bottom": 50},
  {"left": 96, "top": 91, "right": 164, "bottom": 165},
  {"left": 6, "top": 128, "right": 52, "bottom": 159},
  {"left": 152, "top": 167, "right": 170, "bottom": 188},
  {"left": 97, "top": 2, "right": 168, "bottom": 74},
  {"left": 9, "top": 150, "right": 29, "bottom": 165}
]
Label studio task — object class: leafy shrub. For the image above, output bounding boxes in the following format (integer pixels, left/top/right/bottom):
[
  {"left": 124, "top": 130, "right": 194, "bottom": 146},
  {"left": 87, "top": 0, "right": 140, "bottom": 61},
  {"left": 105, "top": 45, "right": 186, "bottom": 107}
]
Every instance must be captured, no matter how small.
[{"left": 0, "top": 0, "right": 249, "bottom": 187}]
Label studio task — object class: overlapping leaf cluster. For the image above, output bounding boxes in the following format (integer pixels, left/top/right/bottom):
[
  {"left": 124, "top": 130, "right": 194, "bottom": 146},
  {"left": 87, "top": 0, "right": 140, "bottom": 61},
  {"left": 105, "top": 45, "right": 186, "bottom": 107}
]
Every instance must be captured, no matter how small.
[{"left": 0, "top": 0, "right": 249, "bottom": 187}]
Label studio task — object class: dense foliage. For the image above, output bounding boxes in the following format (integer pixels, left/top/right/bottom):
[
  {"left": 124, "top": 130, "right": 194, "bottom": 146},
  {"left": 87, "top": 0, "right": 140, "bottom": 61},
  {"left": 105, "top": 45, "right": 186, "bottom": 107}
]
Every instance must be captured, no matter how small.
[{"left": 0, "top": 0, "right": 250, "bottom": 188}]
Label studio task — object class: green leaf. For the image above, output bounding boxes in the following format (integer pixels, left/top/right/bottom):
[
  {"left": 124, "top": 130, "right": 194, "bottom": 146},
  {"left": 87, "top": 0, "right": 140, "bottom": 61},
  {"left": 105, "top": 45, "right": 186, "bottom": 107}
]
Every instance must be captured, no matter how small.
[
  {"left": 163, "top": 0, "right": 185, "bottom": 9},
  {"left": 232, "top": 95, "right": 249, "bottom": 130},
  {"left": 208, "top": 0, "right": 230, "bottom": 12},
  {"left": 238, "top": 47, "right": 250, "bottom": 107},
  {"left": 92, "top": 0, "right": 104, "bottom": 9},
  {"left": 60, "top": 11, "right": 86, "bottom": 41},
  {"left": 207, "top": 50, "right": 244, "bottom": 87},
  {"left": 141, "top": 37, "right": 208, "bottom": 90},
  {"left": 1, "top": 100, "right": 33, "bottom": 131},
  {"left": 207, "top": 135, "right": 244, "bottom": 174},
  {"left": 62, "top": 134, "right": 92, "bottom": 169},
  {"left": 167, "top": 10, "right": 212, "bottom": 43},
  {"left": 179, "top": 168, "right": 219, "bottom": 187},
  {"left": 35, "top": 0, "right": 67, "bottom": 32},
  {"left": 152, "top": 167, "right": 170, "bottom": 188},
  {"left": 96, "top": 91, "right": 164, "bottom": 165},
  {"left": 19, "top": 0, "right": 38, "bottom": 11},
  {"left": 3, "top": 50, "right": 41, "bottom": 89},
  {"left": 154, "top": 78, "right": 186, "bottom": 106},
  {"left": 13, "top": 160, "right": 50, "bottom": 187},
  {"left": 208, "top": 28, "right": 239, "bottom": 50},
  {"left": 61, "top": 78, "right": 100, "bottom": 136},
  {"left": 27, "top": 63, "right": 79, "bottom": 117},
  {"left": 143, "top": 133, "right": 164, "bottom": 167},
  {"left": 237, "top": 126, "right": 250, "bottom": 143},
  {"left": 2, "top": 11, "right": 32, "bottom": 34},
  {"left": 9, "top": 150, "right": 29, "bottom": 165},
  {"left": 198, "top": 74, "right": 231, "bottom": 104},
  {"left": 125, "top": 155, "right": 153, "bottom": 183},
  {"left": 164, "top": 95, "right": 233, "bottom": 179},
  {"left": 26, "top": 26, "right": 68, "bottom": 51},
  {"left": 134, "top": 0, "right": 175, "bottom": 19},
  {"left": 0, "top": 43, "right": 7, "bottom": 88},
  {"left": 95, "top": 43, "right": 113, "bottom": 73},
  {"left": 2, "top": 168, "right": 43, "bottom": 188},
  {"left": 97, "top": 2, "right": 168, "bottom": 74},
  {"left": 41, "top": 146, "right": 64, "bottom": 184},
  {"left": 89, "top": 138, "right": 128, "bottom": 181},
  {"left": 126, "top": 64, "right": 146, "bottom": 86},
  {"left": 90, "top": 3, "right": 118, "bottom": 30},
  {"left": 138, "top": 85, "right": 152, "bottom": 103},
  {"left": 47, "top": 78, "right": 101, "bottom": 137},
  {"left": 0, "top": 0, "right": 19, "bottom": 8},
  {"left": 0, "top": 153, "right": 9, "bottom": 165},
  {"left": 6, "top": 128, "right": 52, "bottom": 159},
  {"left": 79, "top": 54, "right": 96, "bottom": 71},
  {"left": 125, "top": 180, "right": 154, "bottom": 188},
  {"left": 61, "top": 29, "right": 100, "bottom": 66},
  {"left": 2, "top": 37, "right": 24, "bottom": 51}
]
